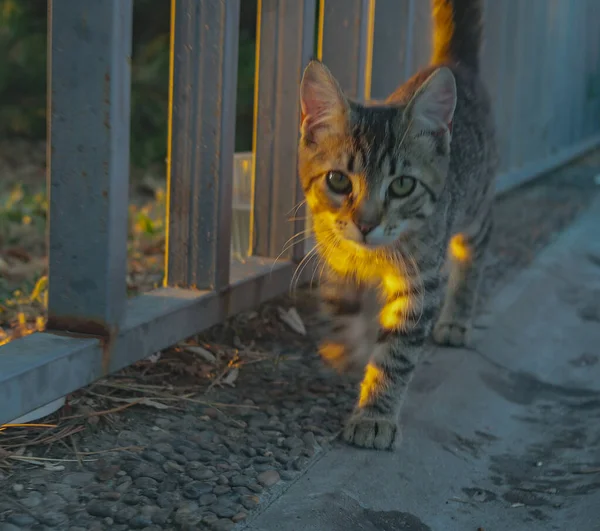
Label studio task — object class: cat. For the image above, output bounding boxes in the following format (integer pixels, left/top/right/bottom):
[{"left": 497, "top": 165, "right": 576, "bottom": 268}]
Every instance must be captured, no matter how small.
[{"left": 297, "top": 0, "right": 496, "bottom": 450}]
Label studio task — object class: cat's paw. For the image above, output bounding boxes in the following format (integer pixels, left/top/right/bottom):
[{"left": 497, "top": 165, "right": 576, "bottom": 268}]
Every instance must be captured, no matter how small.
[
  {"left": 342, "top": 411, "right": 398, "bottom": 450},
  {"left": 319, "top": 341, "right": 369, "bottom": 374},
  {"left": 432, "top": 321, "right": 470, "bottom": 347}
]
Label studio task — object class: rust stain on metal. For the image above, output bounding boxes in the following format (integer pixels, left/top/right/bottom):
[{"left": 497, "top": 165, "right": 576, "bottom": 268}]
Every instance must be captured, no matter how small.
[{"left": 46, "top": 315, "right": 117, "bottom": 376}]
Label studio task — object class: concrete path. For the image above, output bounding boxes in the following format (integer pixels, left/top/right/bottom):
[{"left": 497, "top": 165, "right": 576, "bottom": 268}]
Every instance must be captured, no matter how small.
[{"left": 244, "top": 197, "right": 600, "bottom": 531}]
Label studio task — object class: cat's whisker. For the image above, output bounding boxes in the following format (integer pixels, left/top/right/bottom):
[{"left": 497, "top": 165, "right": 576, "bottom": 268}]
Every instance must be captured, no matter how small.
[{"left": 270, "top": 230, "right": 313, "bottom": 273}]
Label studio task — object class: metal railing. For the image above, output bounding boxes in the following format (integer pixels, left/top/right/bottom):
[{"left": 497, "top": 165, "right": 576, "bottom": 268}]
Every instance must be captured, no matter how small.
[{"left": 1, "top": 0, "right": 599, "bottom": 424}]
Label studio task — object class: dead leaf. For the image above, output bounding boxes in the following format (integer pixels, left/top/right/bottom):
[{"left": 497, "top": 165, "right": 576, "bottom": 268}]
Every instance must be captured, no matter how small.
[
  {"left": 278, "top": 307, "right": 306, "bottom": 335},
  {"left": 146, "top": 352, "right": 161, "bottom": 364},
  {"left": 185, "top": 346, "right": 217, "bottom": 364},
  {"left": 222, "top": 367, "right": 239, "bottom": 387}
]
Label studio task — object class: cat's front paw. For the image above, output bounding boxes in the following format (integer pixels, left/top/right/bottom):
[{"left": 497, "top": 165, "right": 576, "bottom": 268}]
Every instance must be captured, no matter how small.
[
  {"left": 342, "top": 410, "right": 398, "bottom": 450},
  {"left": 319, "top": 341, "right": 368, "bottom": 374},
  {"left": 432, "top": 321, "right": 470, "bottom": 347}
]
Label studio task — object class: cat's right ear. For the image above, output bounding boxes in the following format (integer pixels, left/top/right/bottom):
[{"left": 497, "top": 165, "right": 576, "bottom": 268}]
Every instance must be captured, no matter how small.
[{"left": 300, "top": 60, "right": 348, "bottom": 142}]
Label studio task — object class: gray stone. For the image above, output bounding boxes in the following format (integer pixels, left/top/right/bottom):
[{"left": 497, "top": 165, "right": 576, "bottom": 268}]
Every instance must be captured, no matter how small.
[
  {"left": 152, "top": 508, "right": 172, "bottom": 525},
  {"left": 86, "top": 500, "right": 117, "bottom": 518},
  {"left": 6, "top": 514, "right": 36, "bottom": 527},
  {"left": 187, "top": 467, "right": 214, "bottom": 480},
  {"left": 134, "top": 477, "right": 159, "bottom": 490},
  {"left": 213, "top": 485, "right": 231, "bottom": 495},
  {"left": 230, "top": 474, "right": 251, "bottom": 487},
  {"left": 199, "top": 493, "right": 218, "bottom": 506},
  {"left": 174, "top": 502, "right": 202, "bottom": 526},
  {"left": 63, "top": 472, "right": 95, "bottom": 487},
  {"left": 257, "top": 470, "right": 280, "bottom": 488},
  {"left": 240, "top": 495, "right": 260, "bottom": 510},
  {"left": 131, "top": 464, "right": 166, "bottom": 482},
  {"left": 114, "top": 506, "right": 137, "bottom": 524},
  {"left": 283, "top": 436, "right": 303, "bottom": 450},
  {"left": 129, "top": 515, "right": 154, "bottom": 529},
  {"left": 0, "top": 524, "right": 21, "bottom": 531},
  {"left": 21, "top": 491, "right": 43, "bottom": 508},
  {"left": 210, "top": 503, "right": 238, "bottom": 519},
  {"left": 183, "top": 481, "right": 214, "bottom": 499},
  {"left": 143, "top": 450, "right": 167, "bottom": 464},
  {"left": 42, "top": 511, "right": 69, "bottom": 527},
  {"left": 210, "top": 519, "right": 235, "bottom": 531},
  {"left": 121, "top": 493, "right": 142, "bottom": 505}
]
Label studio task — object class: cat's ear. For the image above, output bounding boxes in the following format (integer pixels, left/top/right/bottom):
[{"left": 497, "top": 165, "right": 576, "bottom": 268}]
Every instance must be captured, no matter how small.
[
  {"left": 406, "top": 67, "right": 456, "bottom": 132},
  {"left": 300, "top": 60, "right": 348, "bottom": 141}
]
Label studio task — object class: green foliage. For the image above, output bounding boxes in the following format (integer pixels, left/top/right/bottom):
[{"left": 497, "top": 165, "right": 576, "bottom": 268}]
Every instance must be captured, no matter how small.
[{"left": 0, "top": 0, "right": 258, "bottom": 170}]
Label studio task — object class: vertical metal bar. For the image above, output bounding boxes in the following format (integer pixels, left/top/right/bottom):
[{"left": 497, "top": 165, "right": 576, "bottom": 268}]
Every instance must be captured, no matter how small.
[
  {"left": 46, "top": 0, "right": 132, "bottom": 336},
  {"left": 370, "top": 0, "right": 411, "bottom": 99},
  {"left": 318, "top": 0, "right": 375, "bottom": 100},
  {"left": 166, "top": 0, "right": 240, "bottom": 291},
  {"left": 250, "top": 0, "right": 316, "bottom": 260},
  {"left": 409, "top": 0, "right": 431, "bottom": 73}
]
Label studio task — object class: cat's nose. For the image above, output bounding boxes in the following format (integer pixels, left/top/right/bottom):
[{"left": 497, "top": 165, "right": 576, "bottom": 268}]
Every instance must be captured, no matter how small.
[{"left": 357, "top": 222, "right": 376, "bottom": 236}]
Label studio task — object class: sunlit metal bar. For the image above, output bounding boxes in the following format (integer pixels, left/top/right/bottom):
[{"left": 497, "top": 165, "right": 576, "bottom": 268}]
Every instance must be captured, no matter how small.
[
  {"left": 318, "top": 0, "right": 375, "bottom": 100},
  {"left": 46, "top": 0, "right": 132, "bottom": 335},
  {"left": 166, "top": 0, "right": 240, "bottom": 290},
  {"left": 250, "top": 0, "right": 316, "bottom": 260},
  {"left": 370, "top": 0, "right": 411, "bottom": 100}
]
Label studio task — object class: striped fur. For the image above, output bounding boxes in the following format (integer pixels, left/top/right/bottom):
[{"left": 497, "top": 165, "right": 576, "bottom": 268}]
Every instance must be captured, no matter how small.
[{"left": 298, "top": 0, "right": 496, "bottom": 450}]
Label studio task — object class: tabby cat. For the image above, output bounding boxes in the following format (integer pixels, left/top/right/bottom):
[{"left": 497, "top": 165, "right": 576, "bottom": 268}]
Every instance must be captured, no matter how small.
[{"left": 298, "top": 0, "right": 496, "bottom": 450}]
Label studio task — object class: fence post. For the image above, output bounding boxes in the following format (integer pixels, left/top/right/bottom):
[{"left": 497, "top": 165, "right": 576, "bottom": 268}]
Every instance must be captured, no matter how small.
[
  {"left": 250, "top": 0, "right": 316, "bottom": 260},
  {"left": 370, "top": 0, "right": 412, "bottom": 100},
  {"left": 318, "top": 0, "right": 375, "bottom": 100},
  {"left": 166, "top": 0, "right": 240, "bottom": 290},
  {"left": 46, "top": 0, "right": 132, "bottom": 341}
]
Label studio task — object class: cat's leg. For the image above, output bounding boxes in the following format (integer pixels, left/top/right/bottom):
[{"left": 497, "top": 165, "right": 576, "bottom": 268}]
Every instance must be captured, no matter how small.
[
  {"left": 433, "top": 212, "right": 493, "bottom": 347},
  {"left": 343, "top": 273, "right": 443, "bottom": 450},
  {"left": 318, "top": 273, "right": 372, "bottom": 373}
]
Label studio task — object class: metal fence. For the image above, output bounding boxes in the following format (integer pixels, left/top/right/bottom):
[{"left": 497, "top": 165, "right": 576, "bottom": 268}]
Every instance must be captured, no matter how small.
[{"left": 1, "top": 0, "right": 599, "bottom": 425}]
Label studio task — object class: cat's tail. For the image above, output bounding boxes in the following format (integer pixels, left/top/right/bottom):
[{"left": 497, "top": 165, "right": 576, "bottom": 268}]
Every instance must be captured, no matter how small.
[{"left": 430, "top": 0, "right": 483, "bottom": 72}]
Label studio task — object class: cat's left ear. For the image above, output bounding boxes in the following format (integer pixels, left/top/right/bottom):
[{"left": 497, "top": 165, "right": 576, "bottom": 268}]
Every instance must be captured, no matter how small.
[
  {"left": 406, "top": 67, "right": 456, "bottom": 133},
  {"left": 300, "top": 60, "right": 349, "bottom": 142}
]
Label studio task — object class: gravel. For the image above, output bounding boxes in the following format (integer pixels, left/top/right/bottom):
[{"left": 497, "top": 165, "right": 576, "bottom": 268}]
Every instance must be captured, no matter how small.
[{"left": 1, "top": 152, "right": 599, "bottom": 530}]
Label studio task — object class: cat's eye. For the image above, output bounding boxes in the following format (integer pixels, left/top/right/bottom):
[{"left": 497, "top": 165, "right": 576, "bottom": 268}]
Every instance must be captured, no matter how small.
[
  {"left": 326, "top": 171, "right": 352, "bottom": 195},
  {"left": 388, "top": 176, "right": 416, "bottom": 199}
]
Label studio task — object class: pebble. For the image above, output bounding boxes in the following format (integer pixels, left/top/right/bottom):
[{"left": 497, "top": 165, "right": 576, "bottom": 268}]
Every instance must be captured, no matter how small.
[
  {"left": 6, "top": 514, "right": 36, "bottom": 527},
  {"left": 42, "top": 511, "right": 69, "bottom": 527},
  {"left": 96, "top": 465, "right": 121, "bottom": 481},
  {"left": 233, "top": 511, "right": 248, "bottom": 523},
  {"left": 163, "top": 460, "right": 185, "bottom": 473},
  {"left": 240, "top": 495, "right": 260, "bottom": 510},
  {"left": 174, "top": 502, "right": 203, "bottom": 526},
  {"left": 63, "top": 472, "right": 95, "bottom": 487},
  {"left": 134, "top": 477, "right": 159, "bottom": 490},
  {"left": 188, "top": 467, "right": 215, "bottom": 480},
  {"left": 131, "top": 464, "right": 166, "bottom": 482},
  {"left": 199, "top": 493, "right": 218, "bottom": 506},
  {"left": 211, "top": 503, "right": 238, "bottom": 519},
  {"left": 211, "top": 519, "right": 235, "bottom": 531},
  {"left": 230, "top": 474, "right": 251, "bottom": 487},
  {"left": 21, "top": 491, "right": 43, "bottom": 508},
  {"left": 0, "top": 524, "right": 21, "bottom": 531},
  {"left": 115, "top": 506, "right": 137, "bottom": 524},
  {"left": 129, "top": 515, "right": 154, "bottom": 528},
  {"left": 183, "top": 481, "right": 214, "bottom": 499},
  {"left": 214, "top": 485, "right": 231, "bottom": 495},
  {"left": 11, "top": 484, "right": 23, "bottom": 493},
  {"left": 257, "top": 470, "right": 280, "bottom": 487},
  {"left": 86, "top": 500, "right": 116, "bottom": 518}
]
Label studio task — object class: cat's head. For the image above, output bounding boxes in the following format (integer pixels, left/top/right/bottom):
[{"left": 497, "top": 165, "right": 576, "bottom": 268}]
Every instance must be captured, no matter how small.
[{"left": 298, "top": 60, "right": 456, "bottom": 254}]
